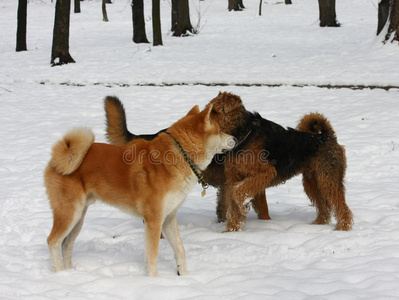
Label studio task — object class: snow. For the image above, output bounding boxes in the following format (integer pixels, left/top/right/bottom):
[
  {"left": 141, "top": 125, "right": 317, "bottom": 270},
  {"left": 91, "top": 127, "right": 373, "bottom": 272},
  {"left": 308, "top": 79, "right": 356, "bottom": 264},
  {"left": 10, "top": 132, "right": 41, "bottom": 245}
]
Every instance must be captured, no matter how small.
[{"left": 1, "top": 0, "right": 399, "bottom": 298}]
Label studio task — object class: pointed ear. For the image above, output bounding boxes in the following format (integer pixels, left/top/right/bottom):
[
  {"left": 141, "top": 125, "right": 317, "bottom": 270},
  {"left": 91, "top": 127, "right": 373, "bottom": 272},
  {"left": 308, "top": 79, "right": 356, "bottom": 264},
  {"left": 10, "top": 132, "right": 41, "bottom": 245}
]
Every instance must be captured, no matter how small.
[
  {"left": 187, "top": 105, "right": 200, "bottom": 116},
  {"left": 199, "top": 104, "right": 213, "bottom": 127}
]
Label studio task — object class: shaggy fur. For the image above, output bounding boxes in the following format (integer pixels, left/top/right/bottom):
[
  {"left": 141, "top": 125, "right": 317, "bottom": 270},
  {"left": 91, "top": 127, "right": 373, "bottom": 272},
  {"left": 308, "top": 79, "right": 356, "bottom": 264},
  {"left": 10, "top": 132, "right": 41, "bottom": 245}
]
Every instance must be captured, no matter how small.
[
  {"left": 104, "top": 93, "right": 353, "bottom": 232},
  {"left": 44, "top": 105, "right": 234, "bottom": 276}
]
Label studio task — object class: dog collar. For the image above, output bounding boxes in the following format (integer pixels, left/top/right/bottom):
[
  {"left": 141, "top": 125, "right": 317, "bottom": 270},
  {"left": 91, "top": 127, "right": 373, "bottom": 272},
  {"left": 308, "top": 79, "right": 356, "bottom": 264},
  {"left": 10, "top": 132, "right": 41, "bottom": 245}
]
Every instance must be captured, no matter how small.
[{"left": 166, "top": 132, "right": 209, "bottom": 197}]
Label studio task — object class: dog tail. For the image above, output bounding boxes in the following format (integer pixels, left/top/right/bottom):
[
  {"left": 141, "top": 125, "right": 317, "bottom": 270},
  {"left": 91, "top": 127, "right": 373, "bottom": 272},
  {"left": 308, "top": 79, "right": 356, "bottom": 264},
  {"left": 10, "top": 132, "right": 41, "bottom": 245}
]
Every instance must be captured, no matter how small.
[
  {"left": 297, "top": 112, "right": 336, "bottom": 138},
  {"left": 104, "top": 96, "right": 134, "bottom": 145},
  {"left": 49, "top": 127, "right": 95, "bottom": 175}
]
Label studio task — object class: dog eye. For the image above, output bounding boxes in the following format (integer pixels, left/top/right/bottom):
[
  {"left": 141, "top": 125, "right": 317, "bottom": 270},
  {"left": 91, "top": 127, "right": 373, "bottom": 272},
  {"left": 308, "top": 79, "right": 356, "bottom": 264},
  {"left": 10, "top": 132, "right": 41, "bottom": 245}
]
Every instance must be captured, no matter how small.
[{"left": 211, "top": 109, "right": 218, "bottom": 115}]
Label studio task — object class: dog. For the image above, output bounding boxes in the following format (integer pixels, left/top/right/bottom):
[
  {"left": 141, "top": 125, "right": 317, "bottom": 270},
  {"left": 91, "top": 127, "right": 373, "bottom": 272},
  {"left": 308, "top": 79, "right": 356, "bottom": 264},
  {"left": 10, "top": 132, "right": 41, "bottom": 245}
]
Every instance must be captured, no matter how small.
[
  {"left": 104, "top": 92, "right": 353, "bottom": 232},
  {"left": 44, "top": 104, "right": 235, "bottom": 276},
  {"left": 104, "top": 94, "right": 272, "bottom": 223}
]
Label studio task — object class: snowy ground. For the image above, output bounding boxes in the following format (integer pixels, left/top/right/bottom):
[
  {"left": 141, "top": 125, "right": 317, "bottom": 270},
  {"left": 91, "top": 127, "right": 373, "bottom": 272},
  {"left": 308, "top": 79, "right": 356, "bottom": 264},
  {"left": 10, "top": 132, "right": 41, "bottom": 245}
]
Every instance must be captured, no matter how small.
[{"left": 1, "top": 0, "right": 399, "bottom": 299}]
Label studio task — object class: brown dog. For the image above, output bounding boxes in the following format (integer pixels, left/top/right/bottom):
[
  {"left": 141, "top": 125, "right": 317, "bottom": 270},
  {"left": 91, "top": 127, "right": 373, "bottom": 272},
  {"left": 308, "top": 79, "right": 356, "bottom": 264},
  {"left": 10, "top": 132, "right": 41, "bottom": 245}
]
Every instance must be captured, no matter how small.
[
  {"left": 104, "top": 94, "right": 271, "bottom": 223},
  {"left": 104, "top": 92, "right": 353, "bottom": 232},
  {"left": 44, "top": 105, "right": 235, "bottom": 276}
]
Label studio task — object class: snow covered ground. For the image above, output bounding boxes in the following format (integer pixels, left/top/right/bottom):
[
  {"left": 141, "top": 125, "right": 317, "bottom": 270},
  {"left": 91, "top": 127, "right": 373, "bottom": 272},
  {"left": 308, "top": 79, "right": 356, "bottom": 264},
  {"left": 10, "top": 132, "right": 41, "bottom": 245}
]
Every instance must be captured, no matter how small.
[{"left": 1, "top": 0, "right": 399, "bottom": 298}]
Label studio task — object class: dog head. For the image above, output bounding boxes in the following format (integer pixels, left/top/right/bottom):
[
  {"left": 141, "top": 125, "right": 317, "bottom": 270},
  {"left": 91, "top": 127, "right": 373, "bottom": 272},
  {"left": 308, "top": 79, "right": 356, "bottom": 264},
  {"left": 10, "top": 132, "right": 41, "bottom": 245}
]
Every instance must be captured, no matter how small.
[
  {"left": 168, "top": 104, "right": 235, "bottom": 170},
  {"left": 205, "top": 92, "right": 246, "bottom": 135}
]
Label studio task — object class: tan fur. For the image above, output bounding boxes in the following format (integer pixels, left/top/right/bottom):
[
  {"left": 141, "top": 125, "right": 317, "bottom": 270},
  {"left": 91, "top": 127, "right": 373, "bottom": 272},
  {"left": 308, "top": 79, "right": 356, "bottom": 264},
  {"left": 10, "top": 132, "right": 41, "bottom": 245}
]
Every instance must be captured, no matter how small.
[
  {"left": 296, "top": 112, "right": 335, "bottom": 136},
  {"left": 103, "top": 92, "right": 353, "bottom": 233},
  {"left": 49, "top": 127, "right": 95, "bottom": 175},
  {"left": 44, "top": 105, "right": 234, "bottom": 276}
]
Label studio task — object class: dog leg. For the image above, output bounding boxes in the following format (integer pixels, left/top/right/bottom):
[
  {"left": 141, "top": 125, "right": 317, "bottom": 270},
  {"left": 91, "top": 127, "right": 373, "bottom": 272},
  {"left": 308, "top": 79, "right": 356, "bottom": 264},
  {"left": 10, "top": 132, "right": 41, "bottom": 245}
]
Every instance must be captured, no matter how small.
[
  {"left": 225, "top": 166, "right": 277, "bottom": 232},
  {"left": 162, "top": 212, "right": 187, "bottom": 276},
  {"left": 303, "top": 172, "right": 332, "bottom": 226},
  {"left": 334, "top": 201, "right": 353, "bottom": 231},
  {"left": 216, "top": 186, "right": 227, "bottom": 223},
  {"left": 327, "top": 183, "right": 353, "bottom": 231},
  {"left": 251, "top": 191, "right": 271, "bottom": 220},
  {"left": 47, "top": 203, "right": 86, "bottom": 272},
  {"left": 144, "top": 220, "right": 163, "bottom": 277},
  {"left": 62, "top": 205, "right": 88, "bottom": 269},
  {"left": 225, "top": 192, "right": 248, "bottom": 232}
]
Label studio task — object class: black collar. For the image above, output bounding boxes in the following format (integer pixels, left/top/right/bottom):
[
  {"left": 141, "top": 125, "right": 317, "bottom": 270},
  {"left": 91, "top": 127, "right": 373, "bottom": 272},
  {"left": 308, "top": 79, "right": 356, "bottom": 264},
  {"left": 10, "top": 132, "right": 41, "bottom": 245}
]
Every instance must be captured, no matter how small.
[{"left": 166, "top": 132, "right": 209, "bottom": 191}]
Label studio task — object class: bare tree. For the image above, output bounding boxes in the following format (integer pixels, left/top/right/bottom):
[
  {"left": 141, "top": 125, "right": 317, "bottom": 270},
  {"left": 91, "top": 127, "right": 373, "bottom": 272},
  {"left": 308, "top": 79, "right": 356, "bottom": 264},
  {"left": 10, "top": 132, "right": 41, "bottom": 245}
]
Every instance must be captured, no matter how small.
[
  {"left": 132, "top": 0, "right": 149, "bottom": 43},
  {"left": 228, "top": 0, "right": 244, "bottom": 11},
  {"left": 16, "top": 0, "right": 27, "bottom": 52},
  {"left": 318, "top": 0, "right": 340, "bottom": 27},
  {"left": 102, "top": 0, "right": 109, "bottom": 22},
  {"left": 378, "top": 0, "right": 390, "bottom": 35},
  {"left": 74, "top": 0, "right": 81, "bottom": 13},
  {"left": 51, "top": 0, "right": 75, "bottom": 66},
  {"left": 152, "top": 0, "right": 163, "bottom": 46},
  {"left": 380, "top": 0, "right": 399, "bottom": 43},
  {"left": 171, "top": 0, "right": 194, "bottom": 36}
]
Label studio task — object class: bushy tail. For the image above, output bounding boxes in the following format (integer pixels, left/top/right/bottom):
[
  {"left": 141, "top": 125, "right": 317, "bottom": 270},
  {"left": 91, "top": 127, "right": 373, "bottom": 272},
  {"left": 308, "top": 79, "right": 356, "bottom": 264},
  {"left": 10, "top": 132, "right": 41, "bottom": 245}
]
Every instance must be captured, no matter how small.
[
  {"left": 296, "top": 112, "right": 336, "bottom": 138},
  {"left": 49, "top": 127, "right": 95, "bottom": 175},
  {"left": 104, "top": 96, "right": 134, "bottom": 145}
]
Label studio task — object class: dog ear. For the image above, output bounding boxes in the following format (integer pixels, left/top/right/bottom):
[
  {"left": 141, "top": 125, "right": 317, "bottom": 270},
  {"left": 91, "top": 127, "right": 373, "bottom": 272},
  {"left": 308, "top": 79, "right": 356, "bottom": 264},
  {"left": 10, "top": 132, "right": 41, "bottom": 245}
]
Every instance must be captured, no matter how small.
[
  {"left": 187, "top": 105, "right": 200, "bottom": 116},
  {"left": 220, "top": 92, "right": 243, "bottom": 114},
  {"left": 199, "top": 104, "right": 213, "bottom": 129}
]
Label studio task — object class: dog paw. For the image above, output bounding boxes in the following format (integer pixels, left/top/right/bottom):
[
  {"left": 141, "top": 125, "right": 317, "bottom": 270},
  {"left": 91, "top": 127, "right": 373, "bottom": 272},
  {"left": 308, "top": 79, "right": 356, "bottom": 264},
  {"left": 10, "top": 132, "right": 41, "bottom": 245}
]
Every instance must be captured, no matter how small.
[
  {"left": 223, "top": 225, "right": 243, "bottom": 233},
  {"left": 334, "top": 221, "right": 353, "bottom": 231}
]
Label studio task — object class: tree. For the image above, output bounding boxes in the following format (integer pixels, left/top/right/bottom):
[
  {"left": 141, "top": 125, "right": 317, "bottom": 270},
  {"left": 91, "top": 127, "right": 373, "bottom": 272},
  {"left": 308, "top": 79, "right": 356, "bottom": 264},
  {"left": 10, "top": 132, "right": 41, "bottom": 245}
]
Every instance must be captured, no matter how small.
[
  {"left": 102, "top": 0, "right": 109, "bottom": 22},
  {"left": 152, "top": 0, "right": 163, "bottom": 46},
  {"left": 51, "top": 0, "right": 75, "bottom": 66},
  {"left": 74, "top": 0, "right": 81, "bottom": 13},
  {"left": 378, "top": 0, "right": 390, "bottom": 35},
  {"left": 132, "top": 0, "right": 149, "bottom": 43},
  {"left": 171, "top": 0, "right": 194, "bottom": 36},
  {"left": 285, "top": 0, "right": 292, "bottom": 4},
  {"left": 228, "top": 0, "right": 244, "bottom": 11},
  {"left": 318, "top": 0, "right": 340, "bottom": 27},
  {"left": 380, "top": 0, "right": 399, "bottom": 43},
  {"left": 16, "top": 0, "right": 27, "bottom": 52}
]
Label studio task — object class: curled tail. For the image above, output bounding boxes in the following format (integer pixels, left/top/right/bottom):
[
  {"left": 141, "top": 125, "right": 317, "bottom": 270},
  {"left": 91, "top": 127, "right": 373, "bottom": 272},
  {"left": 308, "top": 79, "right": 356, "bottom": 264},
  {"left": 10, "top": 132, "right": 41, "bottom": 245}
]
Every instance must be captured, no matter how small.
[
  {"left": 104, "top": 96, "right": 134, "bottom": 145},
  {"left": 49, "top": 127, "right": 94, "bottom": 175},
  {"left": 297, "top": 112, "right": 336, "bottom": 139}
]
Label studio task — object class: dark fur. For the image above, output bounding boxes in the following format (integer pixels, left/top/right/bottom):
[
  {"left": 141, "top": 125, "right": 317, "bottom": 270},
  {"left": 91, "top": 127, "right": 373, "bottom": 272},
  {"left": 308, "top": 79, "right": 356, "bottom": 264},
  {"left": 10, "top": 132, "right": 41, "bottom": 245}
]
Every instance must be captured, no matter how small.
[
  {"left": 104, "top": 93, "right": 353, "bottom": 231},
  {"left": 105, "top": 96, "right": 166, "bottom": 144}
]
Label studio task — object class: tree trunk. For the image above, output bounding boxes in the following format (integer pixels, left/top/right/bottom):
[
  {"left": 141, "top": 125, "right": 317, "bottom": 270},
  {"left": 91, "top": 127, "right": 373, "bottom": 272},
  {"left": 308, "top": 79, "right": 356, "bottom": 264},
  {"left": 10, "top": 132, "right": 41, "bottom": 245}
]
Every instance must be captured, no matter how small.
[
  {"left": 383, "top": 0, "right": 399, "bottom": 43},
  {"left": 171, "top": 0, "right": 194, "bottom": 36},
  {"left": 318, "top": 0, "right": 340, "bottom": 27},
  {"left": 51, "top": 0, "right": 75, "bottom": 66},
  {"left": 132, "top": 0, "right": 149, "bottom": 43},
  {"left": 228, "top": 0, "right": 244, "bottom": 11},
  {"left": 16, "top": 0, "right": 27, "bottom": 52},
  {"left": 152, "top": 0, "right": 163, "bottom": 46},
  {"left": 74, "top": 0, "right": 81, "bottom": 13},
  {"left": 378, "top": 0, "right": 390, "bottom": 35},
  {"left": 285, "top": 0, "right": 292, "bottom": 4},
  {"left": 259, "top": 0, "right": 262, "bottom": 16},
  {"left": 102, "top": 0, "right": 109, "bottom": 22}
]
